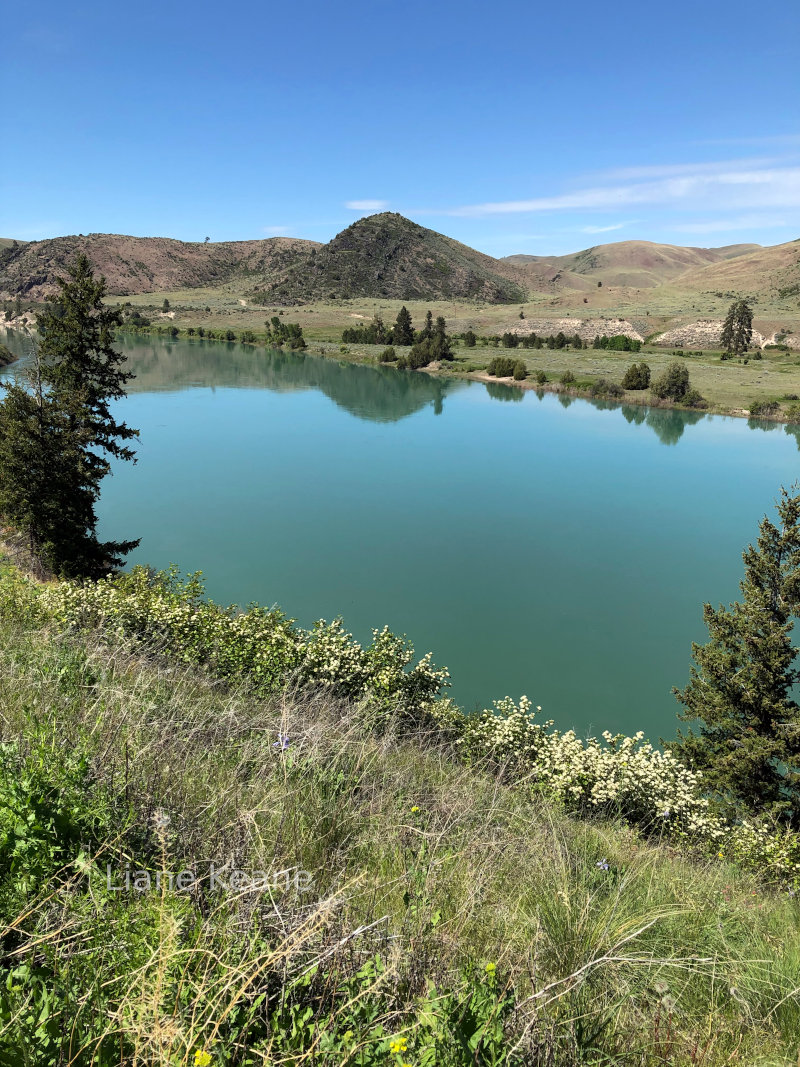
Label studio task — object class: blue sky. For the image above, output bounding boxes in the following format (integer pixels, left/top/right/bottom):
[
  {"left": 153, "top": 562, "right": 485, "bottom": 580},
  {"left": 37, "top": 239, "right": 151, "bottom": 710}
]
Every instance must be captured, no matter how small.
[{"left": 3, "top": 0, "right": 799, "bottom": 256}]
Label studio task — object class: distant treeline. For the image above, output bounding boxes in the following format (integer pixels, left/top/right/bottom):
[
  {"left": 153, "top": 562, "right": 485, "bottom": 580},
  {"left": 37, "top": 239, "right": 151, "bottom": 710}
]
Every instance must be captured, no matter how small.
[
  {"left": 342, "top": 313, "right": 643, "bottom": 355},
  {"left": 488, "top": 331, "right": 642, "bottom": 352},
  {"left": 117, "top": 309, "right": 306, "bottom": 349}
]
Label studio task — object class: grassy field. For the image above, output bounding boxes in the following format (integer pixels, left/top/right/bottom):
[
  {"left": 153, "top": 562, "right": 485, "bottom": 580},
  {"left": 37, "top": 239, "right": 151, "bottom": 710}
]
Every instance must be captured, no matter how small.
[{"left": 2, "top": 555, "right": 800, "bottom": 1065}]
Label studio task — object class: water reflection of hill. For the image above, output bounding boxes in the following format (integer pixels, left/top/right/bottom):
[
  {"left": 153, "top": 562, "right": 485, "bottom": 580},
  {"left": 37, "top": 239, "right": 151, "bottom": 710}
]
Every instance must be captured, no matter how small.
[{"left": 119, "top": 336, "right": 467, "bottom": 423}]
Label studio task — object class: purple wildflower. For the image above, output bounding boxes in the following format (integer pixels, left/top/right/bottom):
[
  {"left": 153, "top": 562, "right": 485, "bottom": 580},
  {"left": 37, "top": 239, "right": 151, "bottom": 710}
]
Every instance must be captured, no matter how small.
[
  {"left": 596, "top": 859, "right": 610, "bottom": 871},
  {"left": 273, "top": 735, "right": 290, "bottom": 751}
]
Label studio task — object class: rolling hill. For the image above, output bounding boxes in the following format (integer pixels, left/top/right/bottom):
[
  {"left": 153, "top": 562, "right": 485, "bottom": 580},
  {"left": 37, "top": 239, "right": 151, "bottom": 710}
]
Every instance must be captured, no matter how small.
[
  {"left": 1, "top": 218, "right": 798, "bottom": 315},
  {"left": 0, "top": 216, "right": 526, "bottom": 305},
  {"left": 252, "top": 213, "right": 526, "bottom": 305},
  {"left": 0, "top": 234, "right": 318, "bottom": 300},
  {"left": 670, "top": 239, "right": 800, "bottom": 301},
  {"left": 502, "top": 240, "right": 762, "bottom": 290}
]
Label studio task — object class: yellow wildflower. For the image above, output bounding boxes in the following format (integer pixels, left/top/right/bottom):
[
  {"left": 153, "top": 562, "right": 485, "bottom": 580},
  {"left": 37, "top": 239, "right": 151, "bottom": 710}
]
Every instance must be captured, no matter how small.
[
  {"left": 410, "top": 806, "right": 420, "bottom": 813},
  {"left": 194, "top": 1053, "right": 212, "bottom": 1067},
  {"left": 485, "top": 961, "right": 496, "bottom": 974},
  {"left": 389, "top": 1037, "right": 408, "bottom": 1053}
]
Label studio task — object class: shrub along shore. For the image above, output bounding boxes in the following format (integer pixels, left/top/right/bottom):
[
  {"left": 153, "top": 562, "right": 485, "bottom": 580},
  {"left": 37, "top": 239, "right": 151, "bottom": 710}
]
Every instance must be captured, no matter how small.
[{"left": 2, "top": 553, "right": 800, "bottom": 1064}]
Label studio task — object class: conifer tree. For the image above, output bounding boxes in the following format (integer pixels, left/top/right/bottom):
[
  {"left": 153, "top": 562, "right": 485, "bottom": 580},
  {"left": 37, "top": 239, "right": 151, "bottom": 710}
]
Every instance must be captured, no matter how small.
[
  {"left": 431, "top": 316, "right": 453, "bottom": 360},
  {"left": 667, "top": 488, "right": 800, "bottom": 824},
  {"left": 720, "top": 298, "right": 753, "bottom": 358},
  {"left": 651, "top": 361, "right": 689, "bottom": 401},
  {"left": 0, "top": 257, "right": 139, "bottom": 575},
  {"left": 393, "top": 306, "right": 414, "bottom": 346},
  {"left": 39, "top": 255, "right": 138, "bottom": 471},
  {"left": 0, "top": 344, "right": 94, "bottom": 574}
]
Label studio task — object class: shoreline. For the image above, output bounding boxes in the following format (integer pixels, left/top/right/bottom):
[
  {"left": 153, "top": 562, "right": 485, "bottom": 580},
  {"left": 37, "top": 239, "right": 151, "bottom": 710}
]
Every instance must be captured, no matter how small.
[
  {"left": 442, "top": 366, "right": 766, "bottom": 422},
  {"left": 4, "top": 318, "right": 795, "bottom": 425},
  {"left": 126, "top": 325, "right": 797, "bottom": 425}
]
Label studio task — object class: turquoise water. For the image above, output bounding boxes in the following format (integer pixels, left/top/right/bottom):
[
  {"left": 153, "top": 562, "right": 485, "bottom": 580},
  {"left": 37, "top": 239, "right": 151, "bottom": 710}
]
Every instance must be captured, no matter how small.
[{"left": 5, "top": 330, "right": 800, "bottom": 740}]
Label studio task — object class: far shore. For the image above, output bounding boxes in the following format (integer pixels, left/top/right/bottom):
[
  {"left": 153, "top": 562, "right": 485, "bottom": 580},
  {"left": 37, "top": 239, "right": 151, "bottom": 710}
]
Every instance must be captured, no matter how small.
[{"left": 3, "top": 314, "right": 798, "bottom": 425}]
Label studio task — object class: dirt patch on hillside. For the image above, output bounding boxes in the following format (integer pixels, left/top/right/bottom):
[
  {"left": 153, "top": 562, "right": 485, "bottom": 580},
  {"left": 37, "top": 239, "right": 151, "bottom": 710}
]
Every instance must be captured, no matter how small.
[
  {"left": 656, "top": 320, "right": 766, "bottom": 349},
  {"left": 501, "top": 317, "right": 644, "bottom": 343}
]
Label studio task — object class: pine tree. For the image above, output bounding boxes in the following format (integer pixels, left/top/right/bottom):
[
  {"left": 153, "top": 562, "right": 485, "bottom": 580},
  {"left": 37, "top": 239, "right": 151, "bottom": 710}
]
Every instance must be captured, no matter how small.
[
  {"left": 393, "top": 306, "right": 414, "bottom": 346},
  {"left": 0, "top": 339, "right": 105, "bottom": 575},
  {"left": 667, "top": 488, "right": 800, "bottom": 824},
  {"left": 39, "top": 256, "right": 138, "bottom": 469},
  {"left": 0, "top": 257, "right": 139, "bottom": 575},
  {"left": 430, "top": 316, "right": 453, "bottom": 361},
  {"left": 720, "top": 298, "right": 754, "bottom": 358},
  {"left": 420, "top": 310, "right": 434, "bottom": 341}
]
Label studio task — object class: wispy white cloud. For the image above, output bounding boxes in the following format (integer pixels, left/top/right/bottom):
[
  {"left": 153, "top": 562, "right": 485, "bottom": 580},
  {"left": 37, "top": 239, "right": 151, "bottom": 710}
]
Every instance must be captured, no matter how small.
[
  {"left": 436, "top": 161, "right": 800, "bottom": 218},
  {"left": 580, "top": 222, "right": 628, "bottom": 234},
  {"left": 262, "top": 225, "right": 292, "bottom": 235},
  {"left": 345, "top": 199, "right": 389, "bottom": 211}
]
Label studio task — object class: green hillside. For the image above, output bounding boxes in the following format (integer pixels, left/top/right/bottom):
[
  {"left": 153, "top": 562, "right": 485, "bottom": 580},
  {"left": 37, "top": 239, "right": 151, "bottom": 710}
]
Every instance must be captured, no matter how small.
[
  {"left": 1, "top": 555, "right": 799, "bottom": 1065},
  {"left": 254, "top": 212, "right": 527, "bottom": 305}
]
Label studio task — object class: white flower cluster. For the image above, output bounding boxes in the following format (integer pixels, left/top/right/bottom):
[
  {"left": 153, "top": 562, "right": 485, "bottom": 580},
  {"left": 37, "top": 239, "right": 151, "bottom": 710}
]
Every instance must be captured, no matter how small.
[
  {"left": 300, "top": 621, "right": 449, "bottom": 708},
  {"left": 41, "top": 567, "right": 449, "bottom": 714},
  {"left": 461, "top": 696, "right": 725, "bottom": 840}
]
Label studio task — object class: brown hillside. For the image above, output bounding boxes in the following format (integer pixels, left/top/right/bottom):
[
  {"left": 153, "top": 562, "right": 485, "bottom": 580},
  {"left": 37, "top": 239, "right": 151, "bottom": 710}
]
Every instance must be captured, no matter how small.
[
  {"left": 503, "top": 240, "right": 761, "bottom": 290},
  {"left": 0, "top": 234, "right": 319, "bottom": 300},
  {"left": 671, "top": 239, "right": 800, "bottom": 300},
  {"left": 1, "top": 220, "right": 796, "bottom": 318}
]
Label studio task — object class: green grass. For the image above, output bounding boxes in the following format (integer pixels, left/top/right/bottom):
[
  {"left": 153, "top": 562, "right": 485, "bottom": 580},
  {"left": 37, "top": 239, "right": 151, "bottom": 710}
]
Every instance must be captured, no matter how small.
[{"left": 1, "top": 558, "right": 800, "bottom": 1064}]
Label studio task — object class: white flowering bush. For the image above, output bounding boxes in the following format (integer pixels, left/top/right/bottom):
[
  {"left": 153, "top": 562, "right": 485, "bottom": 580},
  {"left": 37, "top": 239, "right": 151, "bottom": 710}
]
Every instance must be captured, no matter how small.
[
  {"left": 460, "top": 696, "right": 800, "bottom": 887},
  {"left": 723, "top": 820, "right": 800, "bottom": 890},
  {"left": 42, "top": 566, "right": 301, "bottom": 693},
  {"left": 300, "top": 620, "right": 449, "bottom": 711},
  {"left": 461, "top": 696, "right": 725, "bottom": 840},
  {"left": 41, "top": 566, "right": 449, "bottom": 716}
]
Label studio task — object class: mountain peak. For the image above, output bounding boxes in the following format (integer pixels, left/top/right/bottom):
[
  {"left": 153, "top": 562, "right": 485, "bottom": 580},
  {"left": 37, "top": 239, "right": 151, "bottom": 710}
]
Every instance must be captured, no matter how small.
[{"left": 257, "top": 213, "right": 526, "bottom": 305}]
